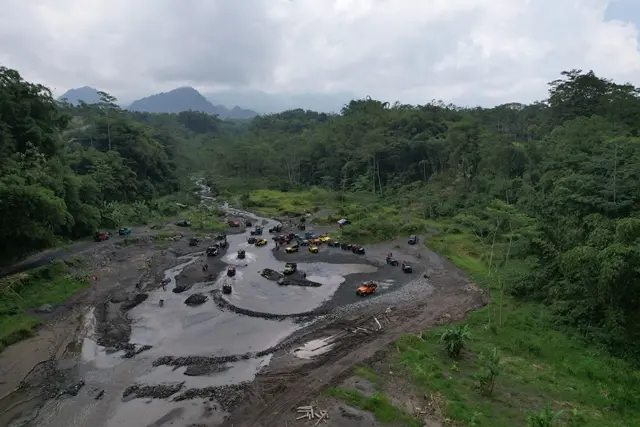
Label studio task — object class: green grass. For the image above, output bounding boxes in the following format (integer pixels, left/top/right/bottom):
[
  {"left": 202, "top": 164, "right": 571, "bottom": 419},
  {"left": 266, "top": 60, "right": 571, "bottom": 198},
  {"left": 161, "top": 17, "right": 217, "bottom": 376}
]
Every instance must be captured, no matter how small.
[
  {"left": 325, "top": 388, "right": 423, "bottom": 427},
  {"left": 233, "top": 188, "right": 640, "bottom": 426},
  {"left": 0, "top": 260, "right": 90, "bottom": 352},
  {"left": 392, "top": 224, "right": 640, "bottom": 427},
  {"left": 245, "top": 188, "right": 432, "bottom": 242},
  {"left": 188, "top": 207, "right": 227, "bottom": 232},
  {"left": 354, "top": 365, "right": 381, "bottom": 385},
  {"left": 245, "top": 188, "right": 333, "bottom": 216}
]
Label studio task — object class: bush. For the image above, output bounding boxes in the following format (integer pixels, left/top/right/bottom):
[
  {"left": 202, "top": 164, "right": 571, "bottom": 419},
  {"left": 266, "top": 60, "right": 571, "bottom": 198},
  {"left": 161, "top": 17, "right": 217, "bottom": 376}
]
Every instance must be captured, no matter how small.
[{"left": 439, "top": 324, "right": 471, "bottom": 358}]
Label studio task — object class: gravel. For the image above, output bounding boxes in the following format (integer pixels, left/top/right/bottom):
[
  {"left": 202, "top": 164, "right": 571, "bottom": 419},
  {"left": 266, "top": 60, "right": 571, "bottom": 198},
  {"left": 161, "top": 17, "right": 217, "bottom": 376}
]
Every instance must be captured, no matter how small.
[
  {"left": 122, "top": 344, "right": 153, "bottom": 359},
  {"left": 122, "top": 382, "right": 185, "bottom": 400},
  {"left": 332, "top": 275, "right": 435, "bottom": 317},
  {"left": 172, "top": 383, "right": 250, "bottom": 411},
  {"left": 60, "top": 380, "right": 85, "bottom": 397}
]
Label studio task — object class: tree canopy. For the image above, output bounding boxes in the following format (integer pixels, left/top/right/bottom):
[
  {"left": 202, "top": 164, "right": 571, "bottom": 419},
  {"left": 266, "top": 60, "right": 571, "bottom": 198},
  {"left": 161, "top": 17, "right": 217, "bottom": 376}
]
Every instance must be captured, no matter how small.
[
  {"left": 0, "top": 66, "right": 235, "bottom": 262},
  {"left": 205, "top": 69, "right": 640, "bottom": 358},
  {"left": 3, "top": 65, "right": 640, "bottom": 358}
]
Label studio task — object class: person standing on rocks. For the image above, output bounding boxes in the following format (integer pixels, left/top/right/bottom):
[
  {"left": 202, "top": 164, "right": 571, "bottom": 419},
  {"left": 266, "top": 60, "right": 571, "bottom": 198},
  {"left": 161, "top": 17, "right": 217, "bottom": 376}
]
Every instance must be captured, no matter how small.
[{"left": 162, "top": 279, "right": 167, "bottom": 291}]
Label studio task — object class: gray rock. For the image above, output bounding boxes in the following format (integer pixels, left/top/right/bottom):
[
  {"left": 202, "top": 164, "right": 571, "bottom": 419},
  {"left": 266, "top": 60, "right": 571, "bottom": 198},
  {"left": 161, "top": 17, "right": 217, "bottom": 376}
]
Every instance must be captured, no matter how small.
[
  {"left": 61, "top": 380, "right": 85, "bottom": 397},
  {"left": 185, "top": 293, "right": 208, "bottom": 306},
  {"left": 36, "top": 304, "right": 53, "bottom": 313},
  {"left": 123, "top": 382, "right": 185, "bottom": 400}
]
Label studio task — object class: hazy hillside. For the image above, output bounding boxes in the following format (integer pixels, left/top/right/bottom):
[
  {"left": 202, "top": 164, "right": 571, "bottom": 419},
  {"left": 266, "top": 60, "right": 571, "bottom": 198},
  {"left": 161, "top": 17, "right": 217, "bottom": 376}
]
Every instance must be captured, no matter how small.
[
  {"left": 127, "top": 87, "right": 258, "bottom": 119},
  {"left": 58, "top": 86, "right": 102, "bottom": 105},
  {"left": 58, "top": 85, "right": 353, "bottom": 116},
  {"left": 203, "top": 89, "right": 355, "bottom": 113}
]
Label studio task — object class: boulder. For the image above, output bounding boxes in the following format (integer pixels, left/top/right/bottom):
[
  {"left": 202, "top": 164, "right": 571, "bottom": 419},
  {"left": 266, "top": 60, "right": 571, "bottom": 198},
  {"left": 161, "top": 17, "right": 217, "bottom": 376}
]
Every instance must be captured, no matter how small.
[
  {"left": 184, "top": 293, "right": 208, "bottom": 306},
  {"left": 173, "top": 284, "right": 190, "bottom": 293},
  {"left": 35, "top": 304, "right": 54, "bottom": 313}
]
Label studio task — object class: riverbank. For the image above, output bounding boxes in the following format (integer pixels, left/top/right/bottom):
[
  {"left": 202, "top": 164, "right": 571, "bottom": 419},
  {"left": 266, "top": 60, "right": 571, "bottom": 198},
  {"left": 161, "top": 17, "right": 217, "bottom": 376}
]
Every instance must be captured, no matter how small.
[{"left": 230, "top": 189, "right": 640, "bottom": 427}]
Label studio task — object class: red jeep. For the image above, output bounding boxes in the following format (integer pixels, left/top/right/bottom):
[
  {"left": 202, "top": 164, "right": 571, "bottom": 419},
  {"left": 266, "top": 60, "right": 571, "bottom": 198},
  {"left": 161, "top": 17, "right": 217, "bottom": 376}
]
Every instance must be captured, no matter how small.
[
  {"left": 228, "top": 220, "right": 241, "bottom": 227},
  {"left": 93, "top": 232, "right": 111, "bottom": 242}
]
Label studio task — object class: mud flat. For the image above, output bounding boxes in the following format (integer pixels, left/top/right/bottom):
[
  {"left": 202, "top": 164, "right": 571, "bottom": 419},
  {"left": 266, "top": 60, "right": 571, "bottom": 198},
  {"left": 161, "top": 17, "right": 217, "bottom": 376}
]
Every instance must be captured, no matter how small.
[{"left": 0, "top": 181, "right": 484, "bottom": 427}]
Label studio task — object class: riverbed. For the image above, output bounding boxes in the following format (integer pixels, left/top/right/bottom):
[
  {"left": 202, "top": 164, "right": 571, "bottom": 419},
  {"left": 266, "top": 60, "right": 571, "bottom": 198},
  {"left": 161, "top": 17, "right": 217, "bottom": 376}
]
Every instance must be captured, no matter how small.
[{"left": 24, "top": 185, "right": 382, "bottom": 427}]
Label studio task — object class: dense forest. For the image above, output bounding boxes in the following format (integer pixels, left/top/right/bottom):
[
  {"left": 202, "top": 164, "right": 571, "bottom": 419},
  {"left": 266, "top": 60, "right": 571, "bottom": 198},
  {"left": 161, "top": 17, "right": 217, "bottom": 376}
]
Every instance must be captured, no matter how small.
[
  {"left": 205, "top": 69, "right": 640, "bottom": 360},
  {"left": 3, "top": 64, "right": 640, "bottom": 361},
  {"left": 0, "top": 66, "right": 237, "bottom": 263}
]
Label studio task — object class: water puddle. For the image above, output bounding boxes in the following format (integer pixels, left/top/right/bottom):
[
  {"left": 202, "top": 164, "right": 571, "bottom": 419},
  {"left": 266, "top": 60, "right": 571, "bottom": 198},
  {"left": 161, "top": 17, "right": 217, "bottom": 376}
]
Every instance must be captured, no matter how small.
[
  {"left": 80, "top": 307, "right": 122, "bottom": 368},
  {"left": 137, "top": 356, "right": 272, "bottom": 388},
  {"left": 225, "top": 262, "right": 377, "bottom": 314},
  {"left": 293, "top": 336, "right": 336, "bottom": 359},
  {"left": 105, "top": 398, "right": 226, "bottom": 427}
]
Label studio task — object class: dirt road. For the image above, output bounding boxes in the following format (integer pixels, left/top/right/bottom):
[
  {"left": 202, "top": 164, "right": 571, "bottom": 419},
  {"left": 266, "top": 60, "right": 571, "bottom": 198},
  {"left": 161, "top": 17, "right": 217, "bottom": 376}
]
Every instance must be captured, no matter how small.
[{"left": 0, "top": 228, "right": 162, "bottom": 279}]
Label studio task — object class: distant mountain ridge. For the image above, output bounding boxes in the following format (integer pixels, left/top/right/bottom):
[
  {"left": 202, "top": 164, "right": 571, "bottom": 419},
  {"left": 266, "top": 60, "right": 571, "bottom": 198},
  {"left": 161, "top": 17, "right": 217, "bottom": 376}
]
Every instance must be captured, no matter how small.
[
  {"left": 202, "top": 89, "right": 355, "bottom": 114},
  {"left": 58, "top": 86, "right": 258, "bottom": 119},
  {"left": 127, "top": 87, "right": 258, "bottom": 119},
  {"left": 58, "top": 86, "right": 102, "bottom": 105}
]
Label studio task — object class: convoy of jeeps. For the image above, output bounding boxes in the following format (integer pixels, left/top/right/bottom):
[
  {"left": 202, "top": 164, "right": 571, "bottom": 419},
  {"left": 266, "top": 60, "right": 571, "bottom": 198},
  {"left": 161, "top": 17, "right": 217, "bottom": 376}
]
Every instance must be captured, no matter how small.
[{"left": 154, "top": 217, "right": 418, "bottom": 298}]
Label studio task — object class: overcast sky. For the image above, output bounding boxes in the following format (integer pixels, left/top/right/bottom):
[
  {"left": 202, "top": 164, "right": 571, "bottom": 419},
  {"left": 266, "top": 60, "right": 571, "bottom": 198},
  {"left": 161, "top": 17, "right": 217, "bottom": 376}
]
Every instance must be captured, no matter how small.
[{"left": 1, "top": 0, "right": 640, "bottom": 107}]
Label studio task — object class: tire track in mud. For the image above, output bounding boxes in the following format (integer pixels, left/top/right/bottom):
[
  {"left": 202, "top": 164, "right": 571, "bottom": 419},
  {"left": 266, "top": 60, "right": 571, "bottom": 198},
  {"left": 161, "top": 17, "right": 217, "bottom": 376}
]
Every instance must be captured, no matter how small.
[
  {"left": 210, "top": 290, "right": 330, "bottom": 321},
  {"left": 150, "top": 306, "right": 377, "bottom": 370}
]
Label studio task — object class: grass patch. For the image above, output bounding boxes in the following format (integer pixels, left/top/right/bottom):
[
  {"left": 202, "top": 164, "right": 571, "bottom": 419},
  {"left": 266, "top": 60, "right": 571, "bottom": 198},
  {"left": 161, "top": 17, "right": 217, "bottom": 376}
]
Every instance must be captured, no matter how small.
[
  {"left": 0, "top": 260, "right": 90, "bottom": 351},
  {"left": 354, "top": 365, "right": 381, "bottom": 385},
  {"left": 244, "top": 188, "right": 332, "bottom": 216},
  {"left": 393, "top": 224, "right": 640, "bottom": 427},
  {"left": 243, "top": 189, "right": 432, "bottom": 242},
  {"left": 188, "top": 207, "right": 227, "bottom": 232},
  {"left": 325, "top": 387, "right": 422, "bottom": 427}
]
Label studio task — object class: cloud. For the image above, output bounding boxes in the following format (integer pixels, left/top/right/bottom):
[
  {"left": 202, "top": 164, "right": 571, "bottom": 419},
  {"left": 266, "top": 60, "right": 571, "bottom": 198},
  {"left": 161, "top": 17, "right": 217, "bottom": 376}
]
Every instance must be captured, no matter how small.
[{"left": 1, "top": 0, "right": 640, "bottom": 106}]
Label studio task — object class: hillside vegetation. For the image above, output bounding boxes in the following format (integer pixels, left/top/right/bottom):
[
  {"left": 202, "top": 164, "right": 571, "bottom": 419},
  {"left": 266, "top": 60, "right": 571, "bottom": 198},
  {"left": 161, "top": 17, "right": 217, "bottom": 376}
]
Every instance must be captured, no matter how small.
[
  {"left": 204, "top": 69, "right": 640, "bottom": 426},
  {"left": 0, "top": 66, "right": 240, "bottom": 264}
]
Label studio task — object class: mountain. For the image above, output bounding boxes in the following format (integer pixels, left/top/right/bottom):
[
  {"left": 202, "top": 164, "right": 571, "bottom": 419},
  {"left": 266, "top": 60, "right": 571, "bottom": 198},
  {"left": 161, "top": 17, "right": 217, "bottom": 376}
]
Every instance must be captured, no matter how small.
[
  {"left": 203, "top": 89, "right": 356, "bottom": 114},
  {"left": 127, "top": 87, "right": 258, "bottom": 119},
  {"left": 58, "top": 86, "right": 102, "bottom": 105}
]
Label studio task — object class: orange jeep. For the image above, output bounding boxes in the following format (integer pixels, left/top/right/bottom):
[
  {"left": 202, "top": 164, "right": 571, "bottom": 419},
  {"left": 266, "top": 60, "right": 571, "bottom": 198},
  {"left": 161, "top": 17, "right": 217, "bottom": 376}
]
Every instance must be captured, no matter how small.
[{"left": 356, "top": 281, "right": 378, "bottom": 296}]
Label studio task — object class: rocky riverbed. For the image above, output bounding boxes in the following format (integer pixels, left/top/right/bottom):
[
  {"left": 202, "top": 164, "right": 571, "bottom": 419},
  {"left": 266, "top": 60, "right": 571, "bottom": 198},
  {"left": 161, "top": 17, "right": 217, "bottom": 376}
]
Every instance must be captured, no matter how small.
[{"left": 0, "top": 180, "right": 484, "bottom": 427}]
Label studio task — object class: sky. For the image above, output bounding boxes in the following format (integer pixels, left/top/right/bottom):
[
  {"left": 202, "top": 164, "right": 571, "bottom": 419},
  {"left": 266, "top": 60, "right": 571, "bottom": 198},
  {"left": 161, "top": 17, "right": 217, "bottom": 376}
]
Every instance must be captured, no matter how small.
[{"left": 2, "top": 0, "right": 640, "bottom": 108}]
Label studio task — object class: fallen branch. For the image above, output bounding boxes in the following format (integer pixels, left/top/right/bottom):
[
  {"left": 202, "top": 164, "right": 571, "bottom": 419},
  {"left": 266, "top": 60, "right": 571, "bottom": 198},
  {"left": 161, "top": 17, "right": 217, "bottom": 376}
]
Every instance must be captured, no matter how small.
[
  {"left": 314, "top": 410, "right": 328, "bottom": 426},
  {"left": 374, "top": 317, "right": 382, "bottom": 330},
  {"left": 296, "top": 405, "right": 328, "bottom": 424}
]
